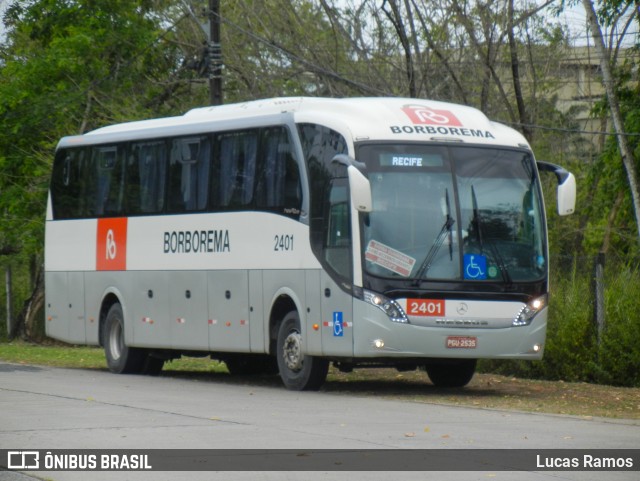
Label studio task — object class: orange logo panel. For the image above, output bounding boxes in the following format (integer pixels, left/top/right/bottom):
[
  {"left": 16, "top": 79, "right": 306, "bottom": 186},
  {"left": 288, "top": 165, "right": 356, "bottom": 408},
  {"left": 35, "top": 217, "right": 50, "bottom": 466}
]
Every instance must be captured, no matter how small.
[{"left": 96, "top": 218, "right": 128, "bottom": 271}]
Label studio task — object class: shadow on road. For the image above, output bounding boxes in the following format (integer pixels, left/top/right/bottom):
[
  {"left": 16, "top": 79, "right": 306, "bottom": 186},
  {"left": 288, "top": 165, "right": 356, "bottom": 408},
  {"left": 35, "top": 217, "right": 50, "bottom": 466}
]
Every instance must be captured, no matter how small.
[{"left": 159, "top": 367, "right": 501, "bottom": 400}]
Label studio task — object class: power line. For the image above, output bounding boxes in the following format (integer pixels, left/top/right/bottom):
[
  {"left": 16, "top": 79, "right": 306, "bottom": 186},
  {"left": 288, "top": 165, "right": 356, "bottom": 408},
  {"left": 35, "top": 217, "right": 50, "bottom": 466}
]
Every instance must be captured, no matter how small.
[
  {"left": 216, "top": 12, "right": 392, "bottom": 96},
  {"left": 215, "top": 10, "right": 639, "bottom": 140},
  {"left": 503, "top": 121, "right": 640, "bottom": 137}
]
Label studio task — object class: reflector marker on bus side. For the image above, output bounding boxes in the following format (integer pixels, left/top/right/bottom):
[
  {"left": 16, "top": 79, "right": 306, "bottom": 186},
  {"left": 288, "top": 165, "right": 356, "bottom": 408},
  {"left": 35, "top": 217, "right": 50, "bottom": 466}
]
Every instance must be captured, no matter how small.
[
  {"left": 141, "top": 317, "right": 154, "bottom": 324},
  {"left": 322, "top": 321, "right": 352, "bottom": 328},
  {"left": 176, "top": 318, "right": 186, "bottom": 324}
]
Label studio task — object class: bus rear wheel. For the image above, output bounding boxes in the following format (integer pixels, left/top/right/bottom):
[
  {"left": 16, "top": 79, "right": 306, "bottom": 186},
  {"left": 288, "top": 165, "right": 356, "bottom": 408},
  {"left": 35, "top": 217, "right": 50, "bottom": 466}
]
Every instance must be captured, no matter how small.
[
  {"left": 103, "top": 303, "right": 146, "bottom": 374},
  {"left": 276, "top": 311, "right": 328, "bottom": 391},
  {"left": 425, "top": 359, "right": 477, "bottom": 388}
]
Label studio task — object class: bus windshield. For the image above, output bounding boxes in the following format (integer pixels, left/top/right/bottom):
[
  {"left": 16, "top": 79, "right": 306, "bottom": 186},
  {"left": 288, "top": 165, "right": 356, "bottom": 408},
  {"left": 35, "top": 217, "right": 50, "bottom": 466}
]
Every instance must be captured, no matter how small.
[{"left": 358, "top": 144, "right": 546, "bottom": 283}]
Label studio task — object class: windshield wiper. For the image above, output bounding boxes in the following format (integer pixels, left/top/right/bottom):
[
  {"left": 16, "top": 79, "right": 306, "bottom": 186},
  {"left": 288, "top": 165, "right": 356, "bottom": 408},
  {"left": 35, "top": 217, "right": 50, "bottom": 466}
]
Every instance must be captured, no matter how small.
[
  {"left": 471, "top": 185, "right": 512, "bottom": 286},
  {"left": 413, "top": 189, "right": 454, "bottom": 286}
]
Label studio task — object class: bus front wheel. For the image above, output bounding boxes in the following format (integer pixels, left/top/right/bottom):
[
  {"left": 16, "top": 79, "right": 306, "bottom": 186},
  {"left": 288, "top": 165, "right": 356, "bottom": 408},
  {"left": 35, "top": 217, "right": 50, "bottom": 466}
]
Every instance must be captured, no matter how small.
[
  {"left": 425, "top": 359, "right": 476, "bottom": 388},
  {"left": 276, "top": 311, "right": 328, "bottom": 391},
  {"left": 103, "top": 303, "right": 146, "bottom": 374}
]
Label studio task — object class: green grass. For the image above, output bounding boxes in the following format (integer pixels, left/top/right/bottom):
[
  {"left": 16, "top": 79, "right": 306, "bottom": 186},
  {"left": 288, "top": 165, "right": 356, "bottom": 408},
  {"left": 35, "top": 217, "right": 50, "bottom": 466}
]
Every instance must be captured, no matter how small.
[{"left": 0, "top": 341, "right": 228, "bottom": 373}]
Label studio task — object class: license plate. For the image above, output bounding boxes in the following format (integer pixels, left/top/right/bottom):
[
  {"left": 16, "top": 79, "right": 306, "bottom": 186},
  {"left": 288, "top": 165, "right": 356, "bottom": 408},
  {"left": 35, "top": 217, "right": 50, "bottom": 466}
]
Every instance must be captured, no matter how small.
[{"left": 446, "top": 336, "right": 477, "bottom": 349}]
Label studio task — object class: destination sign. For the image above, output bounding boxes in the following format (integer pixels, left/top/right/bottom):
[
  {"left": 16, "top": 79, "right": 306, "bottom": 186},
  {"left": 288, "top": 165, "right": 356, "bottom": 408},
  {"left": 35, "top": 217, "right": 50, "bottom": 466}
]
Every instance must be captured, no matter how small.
[{"left": 379, "top": 153, "right": 443, "bottom": 168}]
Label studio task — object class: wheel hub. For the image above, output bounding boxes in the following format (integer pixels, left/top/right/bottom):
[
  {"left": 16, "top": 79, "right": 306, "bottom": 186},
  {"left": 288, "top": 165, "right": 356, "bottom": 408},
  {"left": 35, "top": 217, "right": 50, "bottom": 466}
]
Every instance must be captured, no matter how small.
[
  {"left": 283, "top": 331, "right": 303, "bottom": 371},
  {"left": 108, "top": 320, "right": 123, "bottom": 361}
]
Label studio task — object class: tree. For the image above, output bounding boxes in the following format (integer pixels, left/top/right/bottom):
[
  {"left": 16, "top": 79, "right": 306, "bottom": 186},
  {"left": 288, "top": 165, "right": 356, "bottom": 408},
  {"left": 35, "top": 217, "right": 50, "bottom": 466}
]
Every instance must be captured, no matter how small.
[
  {"left": 581, "top": 0, "right": 640, "bottom": 247},
  {"left": 0, "top": 0, "right": 189, "bottom": 338}
]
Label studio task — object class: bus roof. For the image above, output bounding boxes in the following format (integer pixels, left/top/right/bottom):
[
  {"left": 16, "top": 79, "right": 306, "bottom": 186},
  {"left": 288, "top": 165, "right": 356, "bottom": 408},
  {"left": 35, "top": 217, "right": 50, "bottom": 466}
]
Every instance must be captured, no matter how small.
[{"left": 58, "top": 97, "right": 530, "bottom": 149}]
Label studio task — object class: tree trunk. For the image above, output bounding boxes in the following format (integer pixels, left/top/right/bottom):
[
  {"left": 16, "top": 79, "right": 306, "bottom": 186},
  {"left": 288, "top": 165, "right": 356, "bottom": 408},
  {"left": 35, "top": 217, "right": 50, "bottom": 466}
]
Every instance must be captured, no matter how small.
[
  {"left": 382, "top": 0, "right": 417, "bottom": 97},
  {"left": 600, "top": 190, "right": 624, "bottom": 254},
  {"left": 9, "top": 266, "right": 44, "bottom": 341},
  {"left": 582, "top": 0, "right": 640, "bottom": 243},
  {"left": 507, "top": 0, "right": 532, "bottom": 141}
]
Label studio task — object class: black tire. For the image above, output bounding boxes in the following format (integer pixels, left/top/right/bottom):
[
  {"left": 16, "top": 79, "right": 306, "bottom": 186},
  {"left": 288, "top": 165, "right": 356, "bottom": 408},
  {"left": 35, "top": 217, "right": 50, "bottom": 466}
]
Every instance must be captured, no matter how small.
[
  {"left": 103, "top": 303, "right": 146, "bottom": 374},
  {"left": 276, "top": 311, "right": 328, "bottom": 391},
  {"left": 425, "top": 359, "right": 477, "bottom": 388}
]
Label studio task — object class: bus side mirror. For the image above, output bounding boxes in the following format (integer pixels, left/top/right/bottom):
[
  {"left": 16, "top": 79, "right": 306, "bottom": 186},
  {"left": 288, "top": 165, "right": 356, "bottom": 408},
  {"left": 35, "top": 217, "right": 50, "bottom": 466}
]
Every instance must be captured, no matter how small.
[
  {"left": 332, "top": 154, "right": 372, "bottom": 213},
  {"left": 557, "top": 172, "right": 576, "bottom": 216},
  {"left": 348, "top": 165, "right": 372, "bottom": 212},
  {"left": 537, "top": 161, "right": 576, "bottom": 216}
]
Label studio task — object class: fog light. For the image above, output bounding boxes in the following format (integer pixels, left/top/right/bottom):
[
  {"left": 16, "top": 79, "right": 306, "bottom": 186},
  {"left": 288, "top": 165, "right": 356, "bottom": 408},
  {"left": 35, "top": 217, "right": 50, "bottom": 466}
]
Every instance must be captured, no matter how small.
[
  {"left": 533, "top": 343, "right": 542, "bottom": 353},
  {"left": 373, "top": 339, "right": 385, "bottom": 349}
]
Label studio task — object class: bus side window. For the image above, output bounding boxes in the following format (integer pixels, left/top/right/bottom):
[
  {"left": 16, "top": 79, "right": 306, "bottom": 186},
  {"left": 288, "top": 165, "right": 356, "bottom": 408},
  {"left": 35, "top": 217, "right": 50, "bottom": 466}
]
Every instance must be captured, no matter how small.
[
  {"left": 324, "top": 179, "right": 352, "bottom": 281},
  {"left": 298, "top": 123, "right": 349, "bottom": 271},
  {"left": 93, "top": 146, "right": 124, "bottom": 217},
  {"left": 256, "top": 127, "right": 301, "bottom": 216},
  {"left": 168, "top": 136, "right": 210, "bottom": 212},
  {"left": 215, "top": 130, "right": 258, "bottom": 209},
  {"left": 51, "top": 148, "right": 90, "bottom": 219},
  {"left": 128, "top": 140, "right": 167, "bottom": 214}
]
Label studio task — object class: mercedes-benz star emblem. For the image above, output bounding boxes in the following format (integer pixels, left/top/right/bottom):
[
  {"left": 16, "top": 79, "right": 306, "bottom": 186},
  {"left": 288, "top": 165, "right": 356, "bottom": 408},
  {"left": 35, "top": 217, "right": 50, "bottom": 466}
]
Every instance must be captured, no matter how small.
[{"left": 456, "top": 302, "right": 468, "bottom": 315}]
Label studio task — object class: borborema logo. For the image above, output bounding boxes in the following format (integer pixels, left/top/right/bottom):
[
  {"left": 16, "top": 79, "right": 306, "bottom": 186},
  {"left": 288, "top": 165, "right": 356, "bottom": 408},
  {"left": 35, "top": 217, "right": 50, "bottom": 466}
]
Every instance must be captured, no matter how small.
[
  {"left": 401, "top": 104, "right": 463, "bottom": 126},
  {"left": 96, "top": 218, "right": 127, "bottom": 271},
  {"left": 105, "top": 229, "right": 117, "bottom": 260}
]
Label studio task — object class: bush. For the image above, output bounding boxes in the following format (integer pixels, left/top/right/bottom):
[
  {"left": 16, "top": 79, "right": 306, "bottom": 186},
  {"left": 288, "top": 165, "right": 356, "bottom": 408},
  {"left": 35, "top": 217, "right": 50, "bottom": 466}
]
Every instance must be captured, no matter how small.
[
  {"left": 480, "top": 256, "right": 640, "bottom": 387},
  {"left": 593, "top": 265, "right": 640, "bottom": 386}
]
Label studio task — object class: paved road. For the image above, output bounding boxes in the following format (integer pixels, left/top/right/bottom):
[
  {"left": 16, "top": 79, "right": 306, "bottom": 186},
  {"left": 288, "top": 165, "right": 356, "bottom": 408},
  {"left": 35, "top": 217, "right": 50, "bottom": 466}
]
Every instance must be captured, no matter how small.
[{"left": 0, "top": 362, "right": 638, "bottom": 481}]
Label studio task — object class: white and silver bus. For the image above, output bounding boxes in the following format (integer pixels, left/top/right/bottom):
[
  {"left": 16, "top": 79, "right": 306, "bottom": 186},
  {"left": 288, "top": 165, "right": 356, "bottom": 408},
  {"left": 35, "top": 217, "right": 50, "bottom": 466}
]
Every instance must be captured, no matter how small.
[{"left": 45, "top": 97, "right": 576, "bottom": 390}]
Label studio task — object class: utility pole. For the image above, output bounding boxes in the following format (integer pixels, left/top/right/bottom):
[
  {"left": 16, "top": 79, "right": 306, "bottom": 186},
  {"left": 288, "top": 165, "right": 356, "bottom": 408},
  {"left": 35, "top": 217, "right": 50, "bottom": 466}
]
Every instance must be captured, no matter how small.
[{"left": 208, "top": 0, "right": 223, "bottom": 106}]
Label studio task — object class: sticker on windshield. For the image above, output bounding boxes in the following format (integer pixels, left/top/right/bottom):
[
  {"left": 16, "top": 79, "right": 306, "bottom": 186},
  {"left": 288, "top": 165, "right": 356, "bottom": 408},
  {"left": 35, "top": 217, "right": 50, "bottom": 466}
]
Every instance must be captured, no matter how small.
[
  {"left": 464, "top": 254, "right": 487, "bottom": 280},
  {"left": 365, "top": 240, "right": 416, "bottom": 277}
]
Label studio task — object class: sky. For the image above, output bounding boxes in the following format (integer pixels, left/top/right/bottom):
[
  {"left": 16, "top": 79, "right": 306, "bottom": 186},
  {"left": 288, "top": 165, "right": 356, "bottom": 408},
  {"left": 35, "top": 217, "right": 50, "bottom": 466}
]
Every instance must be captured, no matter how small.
[{"left": 555, "top": 1, "right": 638, "bottom": 47}]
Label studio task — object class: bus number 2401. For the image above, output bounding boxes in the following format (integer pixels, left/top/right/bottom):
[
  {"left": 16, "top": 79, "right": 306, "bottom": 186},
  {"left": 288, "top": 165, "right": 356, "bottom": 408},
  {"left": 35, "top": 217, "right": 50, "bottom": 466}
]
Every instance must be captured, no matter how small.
[
  {"left": 274, "top": 234, "right": 294, "bottom": 251},
  {"left": 407, "top": 299, "right": 444, "bottom": 316}
]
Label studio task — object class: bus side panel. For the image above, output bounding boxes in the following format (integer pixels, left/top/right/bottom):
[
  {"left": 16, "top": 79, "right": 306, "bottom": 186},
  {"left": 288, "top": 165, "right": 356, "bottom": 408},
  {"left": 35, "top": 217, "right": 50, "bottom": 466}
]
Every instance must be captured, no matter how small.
[
  {"left": 262, "top": 269, "right": 306, "bottom": 339},
  {"left": 169, "top": 271, "right": 209, "bottom": 351},
  {"left": 45, "top": 271, "right": 66, "bottom": 342},
  {"left": 66, "top": 272, "right": 87, "bottom": 344},
  {"left": 81, "top": 274, "right": 101, "bottom": 345},
  {"left": 249, "top": 270, "right": 265, "bottom": 353},
  {"left": 82, "top": 273, "right": 105, "bottom": 346},
  {"left": 208, "top": 270, "right": 250, "bottom": 352},
  {"left": 304, "top": 269, "right": 322, "bottom": 356},
  {"left": 84, "top": 271, "right": 135, "bottom": 346},
  {"left": 320, "top": 273, "right": 354, "bottom": 357},
  {"left": 131, "top": 271, "right": 171, "bottom": 348},
  {"left": 45, "top": 271, "right": 86, "bottom": 344}
]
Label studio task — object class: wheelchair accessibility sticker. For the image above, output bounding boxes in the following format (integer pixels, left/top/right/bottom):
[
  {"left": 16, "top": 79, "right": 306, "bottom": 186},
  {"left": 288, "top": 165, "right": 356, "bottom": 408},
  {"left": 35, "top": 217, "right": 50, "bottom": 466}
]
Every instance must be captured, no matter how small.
[
  {"left": 333, "top": 312, "right": 344, "bottom": 337},
  {"left": 464, "top": 254, "right": 487, "bottom": 280}
]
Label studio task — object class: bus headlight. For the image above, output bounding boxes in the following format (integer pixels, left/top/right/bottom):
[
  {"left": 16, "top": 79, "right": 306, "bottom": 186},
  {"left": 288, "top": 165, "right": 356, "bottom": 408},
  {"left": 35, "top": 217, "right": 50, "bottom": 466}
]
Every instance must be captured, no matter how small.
[
  {"left": 364, "top": 290, "right": 409, "bottom": 324},
  {"left": 513, "top": 294, "right": 547, "bottom": 326}
]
